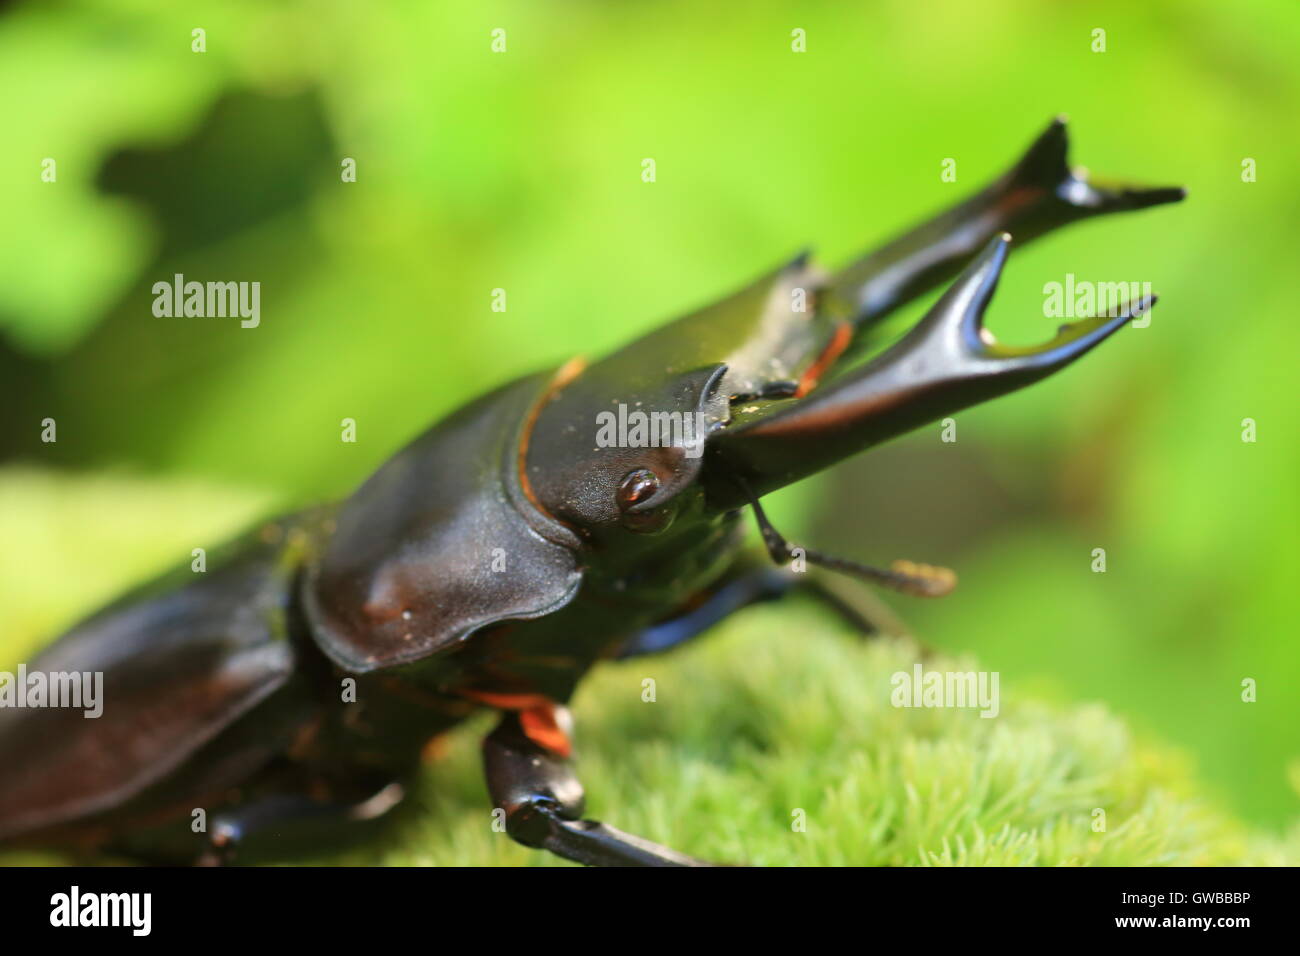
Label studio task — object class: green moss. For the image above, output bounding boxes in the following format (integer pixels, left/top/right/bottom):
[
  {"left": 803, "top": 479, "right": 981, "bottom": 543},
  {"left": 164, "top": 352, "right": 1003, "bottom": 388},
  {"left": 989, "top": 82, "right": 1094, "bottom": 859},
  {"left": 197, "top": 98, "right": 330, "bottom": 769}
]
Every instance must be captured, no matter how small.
[
  {"left": 374, "top": 613, "right": 1300, "bottom": 868},
  {"left": 326, "top": 616, "right": 1295, "bottom": 866}
]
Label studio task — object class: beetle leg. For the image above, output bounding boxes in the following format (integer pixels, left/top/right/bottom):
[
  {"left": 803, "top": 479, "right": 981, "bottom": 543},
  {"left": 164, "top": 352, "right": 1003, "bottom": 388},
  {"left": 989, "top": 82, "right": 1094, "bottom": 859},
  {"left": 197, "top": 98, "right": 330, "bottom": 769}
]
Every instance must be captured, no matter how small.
[
  {"left": 611, "top": 564, "right": 794, "bottom": 659},
  {"left": 483, "top": 711, "right": 719, "bottom": 866},
  {"left": 821, "top": 116, "right": 1183, "bottom": 343},
  {"left": 194, "top": 784, "right": 405, "bottom": 865},
  {"left": 612, "top": 559, "right": 913, "bottom": 660}
]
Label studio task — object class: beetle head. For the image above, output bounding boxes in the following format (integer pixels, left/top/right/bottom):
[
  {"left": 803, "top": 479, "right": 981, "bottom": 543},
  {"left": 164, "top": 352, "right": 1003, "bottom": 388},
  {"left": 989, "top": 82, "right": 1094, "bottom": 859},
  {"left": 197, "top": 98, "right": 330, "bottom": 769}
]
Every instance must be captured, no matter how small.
[
  {"left": 523, "top": 356, "right": 729, "bottom": 544},
  {"left": 521, "top": 253, "right": 845, "bottom": 545}
]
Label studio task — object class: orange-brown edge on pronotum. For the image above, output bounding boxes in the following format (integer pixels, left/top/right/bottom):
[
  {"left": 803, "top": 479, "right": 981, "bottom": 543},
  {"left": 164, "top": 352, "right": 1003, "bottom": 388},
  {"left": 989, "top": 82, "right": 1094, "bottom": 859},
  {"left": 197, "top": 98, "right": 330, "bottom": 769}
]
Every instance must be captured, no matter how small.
[
  {"left": 517, "top": 355, "right": 587, "bottom": 531},
  {"left": 459, "top": 690, "right": 573, "bottom": 758}
]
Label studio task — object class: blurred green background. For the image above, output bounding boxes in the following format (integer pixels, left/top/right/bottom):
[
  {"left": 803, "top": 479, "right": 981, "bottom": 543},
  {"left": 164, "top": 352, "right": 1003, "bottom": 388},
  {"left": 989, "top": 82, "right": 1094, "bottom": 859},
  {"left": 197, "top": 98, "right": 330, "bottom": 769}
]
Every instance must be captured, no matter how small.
[{"left": 0, "top": 0, "right": 1296, "bottom": 835}]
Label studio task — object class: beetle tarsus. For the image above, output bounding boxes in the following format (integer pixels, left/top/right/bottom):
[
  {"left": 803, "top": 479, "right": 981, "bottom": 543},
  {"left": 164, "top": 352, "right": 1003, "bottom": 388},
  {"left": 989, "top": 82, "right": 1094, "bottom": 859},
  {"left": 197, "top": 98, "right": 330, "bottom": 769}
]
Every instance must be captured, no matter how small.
[{"left": 484, "top": 712, "right": 721, "bottom": 866}]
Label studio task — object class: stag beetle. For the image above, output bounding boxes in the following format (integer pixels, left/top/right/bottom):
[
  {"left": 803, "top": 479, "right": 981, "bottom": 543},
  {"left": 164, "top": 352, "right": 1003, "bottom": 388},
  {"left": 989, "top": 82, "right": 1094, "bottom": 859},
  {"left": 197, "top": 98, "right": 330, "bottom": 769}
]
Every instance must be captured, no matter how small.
[{"left": 0, "top": 119, "right": 1183, "bottom": 866}]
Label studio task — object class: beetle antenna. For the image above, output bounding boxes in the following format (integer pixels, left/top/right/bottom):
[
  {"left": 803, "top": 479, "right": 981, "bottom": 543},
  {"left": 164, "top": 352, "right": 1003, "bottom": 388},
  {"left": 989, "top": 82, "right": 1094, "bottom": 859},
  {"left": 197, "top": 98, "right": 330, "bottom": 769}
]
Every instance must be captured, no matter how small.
[{"left": 738, "top": 480, "right": 956, "bottom": 598}]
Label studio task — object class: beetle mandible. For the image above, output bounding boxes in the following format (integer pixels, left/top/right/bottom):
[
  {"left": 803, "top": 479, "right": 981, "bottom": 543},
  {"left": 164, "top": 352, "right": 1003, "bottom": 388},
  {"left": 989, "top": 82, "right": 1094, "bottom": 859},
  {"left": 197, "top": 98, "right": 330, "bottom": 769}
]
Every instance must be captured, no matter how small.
[{"left": 0, "top": 119, "right": 1184, "bottom": 866}]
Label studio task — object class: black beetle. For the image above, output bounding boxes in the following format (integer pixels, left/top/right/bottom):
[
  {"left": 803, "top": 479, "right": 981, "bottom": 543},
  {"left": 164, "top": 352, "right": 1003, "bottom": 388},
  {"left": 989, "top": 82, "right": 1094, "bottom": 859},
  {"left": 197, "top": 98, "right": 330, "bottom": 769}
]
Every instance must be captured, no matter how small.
[{"left": 0, "top": 119, "right": 1183, "bottom": 866}]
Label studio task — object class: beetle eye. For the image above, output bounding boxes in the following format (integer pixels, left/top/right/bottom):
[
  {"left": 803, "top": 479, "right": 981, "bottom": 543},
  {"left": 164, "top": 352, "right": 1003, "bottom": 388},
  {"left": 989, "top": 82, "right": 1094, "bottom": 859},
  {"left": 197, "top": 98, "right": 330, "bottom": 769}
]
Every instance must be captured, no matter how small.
[{"left": 616, "top": 468, "right": 660, "bottom": 512}]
